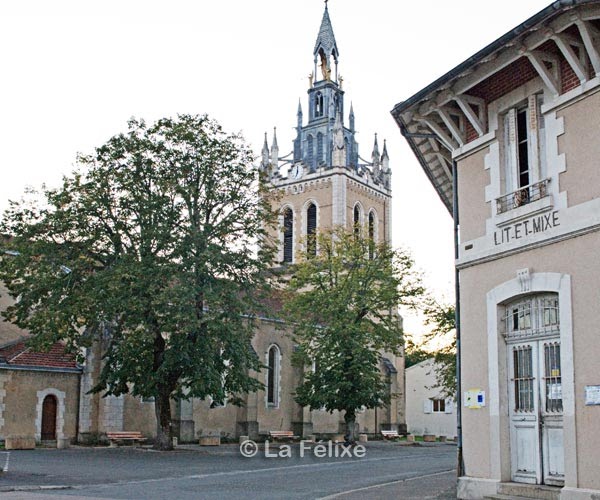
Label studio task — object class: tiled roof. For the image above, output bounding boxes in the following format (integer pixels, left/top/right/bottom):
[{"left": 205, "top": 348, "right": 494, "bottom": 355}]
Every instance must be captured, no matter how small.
[{"left": 0, "top": 338, "right": 78, "bottom": 369}]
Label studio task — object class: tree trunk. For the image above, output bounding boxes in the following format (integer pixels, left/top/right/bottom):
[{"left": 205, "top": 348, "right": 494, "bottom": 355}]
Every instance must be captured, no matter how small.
[
  {"left": 153, "top": 387, "right": 173, "bottom": 450},
  {"left": 344, "top": 408, "right": 357, "bottom": 444}
]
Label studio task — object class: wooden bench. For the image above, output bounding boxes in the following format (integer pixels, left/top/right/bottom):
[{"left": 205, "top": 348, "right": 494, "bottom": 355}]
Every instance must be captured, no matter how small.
[
  {"left": 381, "top": 429, "right": 400, "bottom": 440},
  {"left": 106, "top": 431, "right": 147, "bottom": 447},
  {"left": 269, "top": 430, "right": 298, "bottom": 441}
]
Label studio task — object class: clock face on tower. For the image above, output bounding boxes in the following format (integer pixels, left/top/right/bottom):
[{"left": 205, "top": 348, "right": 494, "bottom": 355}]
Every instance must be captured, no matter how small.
[{"left": 290, "top": 163, "right": 304, "bottom": 180}]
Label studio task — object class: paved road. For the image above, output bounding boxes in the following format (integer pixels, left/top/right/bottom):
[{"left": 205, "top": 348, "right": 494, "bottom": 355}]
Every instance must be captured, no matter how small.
[{"left": 0, "top": 442, "right": 457, "bottom": 499}]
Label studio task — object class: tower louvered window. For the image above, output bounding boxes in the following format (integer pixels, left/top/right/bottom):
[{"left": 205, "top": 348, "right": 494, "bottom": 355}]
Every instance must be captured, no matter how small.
[
  {"left": 307, "top": 135, "right": 314, "bottom": 169},
  {"left": 315, "top": 92, "right": 323, "bottom": 118},
  {"left": 283, "top": 208, "right": 293, "bottom": 263},
  {"left": 307, "top": 203, "right": 317, "bottom": 256}
]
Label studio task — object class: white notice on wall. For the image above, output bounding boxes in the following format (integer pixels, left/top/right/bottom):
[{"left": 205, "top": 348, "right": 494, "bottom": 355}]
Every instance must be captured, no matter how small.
[
  {"left": 464, "top": 389, "right": 486, "bottom": 409},
  {"left": 585, "top": 385, "right": 600, "bottom": 405}
]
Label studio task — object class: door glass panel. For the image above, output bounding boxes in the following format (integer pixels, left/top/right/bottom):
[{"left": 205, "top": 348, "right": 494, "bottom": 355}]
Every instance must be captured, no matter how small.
[
  {"left": 513, "top": 346, "right": 534, "bottom": 412},
  {"left": 544, "top": 342, "right": 562, "bottom": 413}
]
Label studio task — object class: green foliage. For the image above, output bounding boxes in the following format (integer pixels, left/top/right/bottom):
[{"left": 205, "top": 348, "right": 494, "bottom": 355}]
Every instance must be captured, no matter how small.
[
  {"left": 421, "top": 299, "right": 457, "bottom": 398},
  {"left": 0, "top": 114, "right": 276, "bottom": 448},
  {"left": 403, "top": 335, "right": 431, "bottom": 368},
  {"left": 283, "top": 228, "right": 424, "bottom": 438}
]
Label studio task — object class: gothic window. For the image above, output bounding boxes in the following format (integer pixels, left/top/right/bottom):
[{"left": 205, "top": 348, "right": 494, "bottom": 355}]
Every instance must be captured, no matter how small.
[
  {"left": 368, "top": 211, "right": 375, "bottom": 259},
  {"left": 317, "top": 132, "right": 324, "bottom": 164},
  {"left": 266, "top": 345, "right": 280, "bottom": 407},
  {"left": 306, "top": 203, "right": 317, "bottom": 256},
  {"left": 315, "top": 92, "right": 324, "bottom": 118},
  {"left": 353, "top": 203, "right": 362, "bottom": 236},
  {"left": 283, "top": 208, "right": 293, "bottom": 263},
  {"left": 307, "top": 135, "right": 314, "bottom": 168}
]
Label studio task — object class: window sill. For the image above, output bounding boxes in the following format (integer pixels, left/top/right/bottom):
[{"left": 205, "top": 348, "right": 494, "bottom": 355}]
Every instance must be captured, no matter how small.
[{"left": 495, "top": 195, "right": 554, "bottom": 228}]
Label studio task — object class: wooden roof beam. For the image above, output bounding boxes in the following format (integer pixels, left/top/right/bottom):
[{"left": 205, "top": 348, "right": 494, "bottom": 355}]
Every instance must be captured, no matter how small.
[
  {"left": 525, "top": 49, "right": 560, "bottom": 96},
  {"left": 437, "top": 107, "right": 465, "bottom": 147},
  {"left": 552, "top": 32, "right": 588, "bottom": 83},
  {"left": 455, "top": 95, "right": 485, "bottom": 137},
  {"left": 575, "top": 19, "right": 600, "bottom": 75}
]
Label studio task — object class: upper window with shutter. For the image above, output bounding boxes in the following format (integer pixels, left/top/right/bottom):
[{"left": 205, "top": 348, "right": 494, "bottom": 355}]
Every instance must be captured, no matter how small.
[{"left": 496, "top": 94, "right": 549, "bottom": 214}]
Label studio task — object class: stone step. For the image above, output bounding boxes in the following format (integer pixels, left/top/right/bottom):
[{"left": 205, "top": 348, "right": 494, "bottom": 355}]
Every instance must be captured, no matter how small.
[
  {"left": 484, "top": 495, "right": 540, "bottom": 500},
  {"left": 497, "top": 482, "right": 561, "bottom": 500}
]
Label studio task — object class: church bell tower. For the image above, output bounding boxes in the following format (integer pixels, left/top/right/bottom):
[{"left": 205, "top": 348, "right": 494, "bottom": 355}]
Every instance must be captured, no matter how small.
[{"left": 261, "top": 3, "right": 392, "bottom": 265}]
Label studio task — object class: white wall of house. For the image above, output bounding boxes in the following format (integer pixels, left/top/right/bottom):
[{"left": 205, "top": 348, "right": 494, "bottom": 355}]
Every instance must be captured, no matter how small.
[{"left": 405, "top": 358, "right": 456, "bottom": 438}]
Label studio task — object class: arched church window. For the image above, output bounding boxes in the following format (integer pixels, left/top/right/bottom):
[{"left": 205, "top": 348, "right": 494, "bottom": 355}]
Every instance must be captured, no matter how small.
[
  {"left": 283, "top": 208, "right": 293, "bottom": 263},
  {"left": 266, "top": 345, "right": 280, "bottom": 407},
  {"left": 368, "top": 211, "right": 375, "bottom": 259},
  {"left": 353, "top": 203, "right": 362, "bottom": 236},
  {"left": 315, "top": 92, "right": 324, "bottom": 118},
  {"left": 307, "top": 203, "right": 317, "bottom": 256},
  {"left": 317, "top": 133, "right": 324, "bottom": 164}
]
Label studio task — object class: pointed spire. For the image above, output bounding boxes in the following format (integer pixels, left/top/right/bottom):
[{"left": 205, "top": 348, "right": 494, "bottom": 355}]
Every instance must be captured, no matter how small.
[
  {"left": 271, "top": 127, "right": 279, "bottom": 149},
  {"left": 261, "top": 132, "right": 270, "bottom": 169},
  {"left": 381, "top": 139, "right": 389, "bottom": 160},
  {"left": 297, "top": 99, "right": 303, "bottom": 129},
  {"left": 270, "top": 127, "right": 279, "bottom": 168},
  {"left": 381, "top": 139, "right": 391, "bottom": 189},
  {"left": 371, "top": 133, "right": 380, "bottom": 164},
  {"left": 349, "top": 102, "right": 355, "bottom": 132},
  {"left": 314, "top": 1, "right": 339, "bottom": 82}
]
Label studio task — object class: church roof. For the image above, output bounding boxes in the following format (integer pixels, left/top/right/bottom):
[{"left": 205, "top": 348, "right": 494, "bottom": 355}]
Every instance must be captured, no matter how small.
[
  {"left": 314, "top": 4, "right": 339, "bottom": 58},
  {"left": 0, "top": 338, "right": 80, "bottom": 371}
]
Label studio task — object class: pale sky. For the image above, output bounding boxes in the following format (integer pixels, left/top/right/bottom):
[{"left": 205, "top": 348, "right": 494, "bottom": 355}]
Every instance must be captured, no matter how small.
[{"left": 0, "top": 0, "right": 552, "bottom": 335}]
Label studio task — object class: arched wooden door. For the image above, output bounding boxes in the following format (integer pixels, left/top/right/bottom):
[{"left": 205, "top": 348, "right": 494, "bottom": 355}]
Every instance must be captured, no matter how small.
[{"left": 41, "top": 395, "right": 57, "bottom": 440}]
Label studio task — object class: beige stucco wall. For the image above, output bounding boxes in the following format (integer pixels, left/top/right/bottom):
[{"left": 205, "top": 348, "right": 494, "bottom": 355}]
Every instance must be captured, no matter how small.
[
  {"left": 459, "top": 229, "right": 600, "bottom": 490},
  {"left": 558, "top": 89, "right": 600, "bottom": 206},
  {"left": 0, "top": 369, "right": 79, "bottom": 441},
  {"left": 457, "top": 147, "right": 490, "bottom": 243}
]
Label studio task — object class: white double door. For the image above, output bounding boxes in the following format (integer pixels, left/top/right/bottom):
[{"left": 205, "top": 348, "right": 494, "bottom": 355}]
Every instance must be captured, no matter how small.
[{"left": 508, "top": 339, "right": 564, "bottom": 486}]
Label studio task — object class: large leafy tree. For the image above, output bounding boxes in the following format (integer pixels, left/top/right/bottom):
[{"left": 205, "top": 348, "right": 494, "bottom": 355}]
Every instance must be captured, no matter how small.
[
  {"left": 283, "top": 228, "right": 424, "bottom": 443},
  {"left": 0, "top": 114, "right": 275, "bottom": 450}
]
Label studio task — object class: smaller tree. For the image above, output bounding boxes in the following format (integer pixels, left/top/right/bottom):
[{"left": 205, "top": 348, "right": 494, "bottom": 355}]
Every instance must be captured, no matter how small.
[
  {"left": 421, "top": 299, "right": 456, "bottom": 398},
  {"left": 283, "top": 228, "right": 424, "bottom": 443}
]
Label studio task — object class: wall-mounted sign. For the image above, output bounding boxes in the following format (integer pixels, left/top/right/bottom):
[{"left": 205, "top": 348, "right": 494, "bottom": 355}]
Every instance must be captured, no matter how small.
[
  {"left": 464, "top": 389, "right": 486, "bottom": 409},
  {"left": 494, "top": 210, "right": 560, "bottom": 246},
  {"left": 585, "top": 385, "right": 600, "bottom": 406}
]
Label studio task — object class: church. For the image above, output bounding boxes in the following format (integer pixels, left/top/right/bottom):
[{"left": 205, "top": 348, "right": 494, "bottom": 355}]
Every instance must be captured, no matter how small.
[{"left": 0, "top": 4, "right": 404, "bottom": 445}]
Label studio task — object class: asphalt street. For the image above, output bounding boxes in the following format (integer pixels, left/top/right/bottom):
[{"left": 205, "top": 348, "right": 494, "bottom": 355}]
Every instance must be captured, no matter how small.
[{"left": 0, "top": 441, "right": 457, "bottom": 499}]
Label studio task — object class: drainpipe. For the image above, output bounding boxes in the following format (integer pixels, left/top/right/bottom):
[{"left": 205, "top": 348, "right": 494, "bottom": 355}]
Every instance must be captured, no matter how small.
[{"left": 453, "top": 160, "right": 465, "bottom": 477}]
